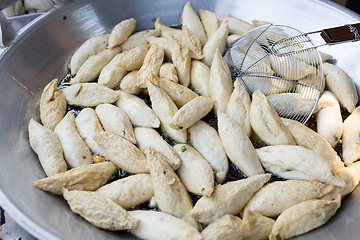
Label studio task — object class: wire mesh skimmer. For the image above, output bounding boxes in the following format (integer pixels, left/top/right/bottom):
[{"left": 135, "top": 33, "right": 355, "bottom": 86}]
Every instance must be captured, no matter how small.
[{"left": 224, "top": 23, "right": 360, "bottom": 124}]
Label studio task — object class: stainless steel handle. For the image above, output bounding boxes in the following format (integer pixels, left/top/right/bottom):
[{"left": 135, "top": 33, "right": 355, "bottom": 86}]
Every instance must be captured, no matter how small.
[
  {"left": 0, "top": 0, "right": 22, "bottom": 10},
  {"left": 0, "top": 11, "right": 17, "bottom": 47},
  {"left": 0, "top": 0, "right": 22, "bottom": 47},
  {"left": 0, "top": 0, "right": 66, "bottom": 48}
]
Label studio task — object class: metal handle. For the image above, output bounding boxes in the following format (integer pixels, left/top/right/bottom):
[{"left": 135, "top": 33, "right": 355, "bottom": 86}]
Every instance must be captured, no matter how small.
[
  {"left": 0, "top": 0, "right": 22, "bottom": 10},
  {"left": 0, "top": 0, "right": 23, "bottom": 47},
  {"left": 0, "top": 12, "right": 16, "bottom": 47},
  {"left": 0, "top": 0, "right": 67, "bottom": 48}
]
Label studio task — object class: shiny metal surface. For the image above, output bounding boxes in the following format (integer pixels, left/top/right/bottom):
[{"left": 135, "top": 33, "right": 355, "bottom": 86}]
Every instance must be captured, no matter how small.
[{"left": 0, "top": 0, "right": 359, "bottom": 239}]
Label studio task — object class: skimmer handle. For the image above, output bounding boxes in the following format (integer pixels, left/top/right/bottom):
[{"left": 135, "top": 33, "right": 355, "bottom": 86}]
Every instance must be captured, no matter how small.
[
  {"left": 320, "top": 23, "right": 360, "bottom": 44},
  {"left": 271, "top": 23, "right": 360, "bottom": 56}
]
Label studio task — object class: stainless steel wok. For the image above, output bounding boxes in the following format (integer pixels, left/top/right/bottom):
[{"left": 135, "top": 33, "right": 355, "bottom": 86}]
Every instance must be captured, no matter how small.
[{"left": 1, "top": 0, "right": 360, "bottom": 239}]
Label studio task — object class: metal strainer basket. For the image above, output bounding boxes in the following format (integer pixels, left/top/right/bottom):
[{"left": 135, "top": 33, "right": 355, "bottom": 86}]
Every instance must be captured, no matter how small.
[{"left": 225, "top": 24, "right": 324, "bottom": 124}]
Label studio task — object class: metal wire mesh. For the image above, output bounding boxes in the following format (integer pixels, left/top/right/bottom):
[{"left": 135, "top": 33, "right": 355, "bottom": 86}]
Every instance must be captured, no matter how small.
[{"left": 224, "top": 24, "right": 324, "bottom": 124}]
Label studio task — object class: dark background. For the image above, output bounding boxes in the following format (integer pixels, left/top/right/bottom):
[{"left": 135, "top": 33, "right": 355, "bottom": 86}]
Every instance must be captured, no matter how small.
[
  {"left": 346, "top": 0, "right": 360, "bottom": 14},
  {"left": 333, "top": 0, "right": 360, "bottom": 14}
]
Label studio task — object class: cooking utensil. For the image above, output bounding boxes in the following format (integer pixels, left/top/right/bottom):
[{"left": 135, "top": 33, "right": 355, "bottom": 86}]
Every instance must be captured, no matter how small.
[
  {"left": 0, "top": 0, "right": 360, "bottom": 240},
  {"left": 225, "top": 24, "right": 323, "bottom": 123},
  {"left": 225, "top": 23, "right": 360, "bottom": 124},
  {"left": 271, "top": 23, "right": 360, "bottom": 55}
]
